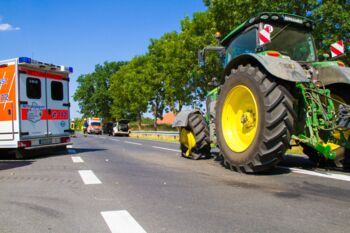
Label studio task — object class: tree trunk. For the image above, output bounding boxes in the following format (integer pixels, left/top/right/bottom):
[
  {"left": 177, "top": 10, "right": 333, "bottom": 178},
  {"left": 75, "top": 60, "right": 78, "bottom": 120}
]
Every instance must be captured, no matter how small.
[
  {"left": 171, "top": 101, "right": 176, "bottom": 114},
  {"left": 137, "top": 112, "right": 142, "bottom": 131},
  {"left": 153, "top": 117, "right": 158, "bottom": 131},
  {"left": 153, "top": 99, "right": 159, "bottom": 131}
]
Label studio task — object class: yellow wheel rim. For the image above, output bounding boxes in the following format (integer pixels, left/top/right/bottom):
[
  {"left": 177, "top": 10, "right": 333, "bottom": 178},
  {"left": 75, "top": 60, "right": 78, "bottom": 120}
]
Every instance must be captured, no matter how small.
[
  {"left": 180, "top": 128, "right": 196, "bottom": 157},
  {"left": 222, "top": 85, "right": 259, "bottom": 152}
]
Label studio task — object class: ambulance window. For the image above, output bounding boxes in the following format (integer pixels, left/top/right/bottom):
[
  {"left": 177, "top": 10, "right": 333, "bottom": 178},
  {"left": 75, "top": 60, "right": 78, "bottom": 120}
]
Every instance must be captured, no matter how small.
[
  {"left": 51, "top": 81, "right": 63, "bottom": 101},
  {"left": 26, "top": 78, "right": 41, "bottom": 99}
]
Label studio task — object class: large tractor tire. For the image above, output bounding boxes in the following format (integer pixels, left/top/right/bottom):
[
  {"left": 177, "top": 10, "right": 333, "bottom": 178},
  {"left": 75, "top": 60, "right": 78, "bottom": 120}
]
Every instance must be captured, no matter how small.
[
  {"left": 215, "top": 65, "right": 295, "bottom": 173},
  {"left": 179, "top": 112, "right": 211, "bottom": 160}
]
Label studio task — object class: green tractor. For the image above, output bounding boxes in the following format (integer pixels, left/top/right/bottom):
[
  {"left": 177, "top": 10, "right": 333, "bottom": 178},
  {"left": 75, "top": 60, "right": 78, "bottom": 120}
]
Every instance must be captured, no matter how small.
[{"left": 173, "top": 12, "right": 350, "bottom": 173}]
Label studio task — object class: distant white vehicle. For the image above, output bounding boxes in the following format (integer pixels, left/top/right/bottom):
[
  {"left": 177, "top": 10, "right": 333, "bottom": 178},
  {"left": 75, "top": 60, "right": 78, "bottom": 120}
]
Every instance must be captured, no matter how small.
[
  {"left": 112, "top": 120, "right": 130, "bottom": 136},
  {"left": 0, "top": 57, "right": 73, "bottom": 158}
]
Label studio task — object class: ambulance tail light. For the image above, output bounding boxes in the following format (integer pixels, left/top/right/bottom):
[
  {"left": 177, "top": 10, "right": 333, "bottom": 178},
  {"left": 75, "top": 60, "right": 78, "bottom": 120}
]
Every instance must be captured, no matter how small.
[
  {"left": 61, "top": 137, "right": 71, "bottom": 143},
  {"left": 18, "top": 141, "right": 31, "bottom": 148}
]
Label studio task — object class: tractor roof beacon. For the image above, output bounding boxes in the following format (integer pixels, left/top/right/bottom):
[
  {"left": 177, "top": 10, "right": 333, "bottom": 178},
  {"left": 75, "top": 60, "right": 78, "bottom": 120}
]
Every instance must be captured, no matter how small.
[{"left": 173, "top": 12, "right": 350, "bottom": 173}]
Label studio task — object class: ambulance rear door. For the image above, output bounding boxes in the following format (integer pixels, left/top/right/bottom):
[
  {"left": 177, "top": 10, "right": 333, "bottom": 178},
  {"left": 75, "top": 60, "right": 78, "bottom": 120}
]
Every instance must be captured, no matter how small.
[
  {"left": 19, "top": 68, "right": 48, "bottom": 138},
  {"left": 46, "top": 72, "right": 70, "bottom": 136}
]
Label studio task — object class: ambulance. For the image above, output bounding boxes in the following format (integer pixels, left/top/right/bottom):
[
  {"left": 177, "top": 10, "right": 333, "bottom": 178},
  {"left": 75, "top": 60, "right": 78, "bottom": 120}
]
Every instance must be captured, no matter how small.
[
  {"left": 0, "top": 57, "right": 73, "bottom": 158},
  {"left": 87, "top": 117, "right": 102, "bottom": 135}
]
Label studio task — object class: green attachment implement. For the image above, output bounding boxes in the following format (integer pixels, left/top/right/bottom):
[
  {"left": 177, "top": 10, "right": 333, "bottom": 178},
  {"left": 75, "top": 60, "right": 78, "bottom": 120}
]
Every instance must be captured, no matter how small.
[{"left": 293, "top": 82, "right": 350, "bottom": 160}]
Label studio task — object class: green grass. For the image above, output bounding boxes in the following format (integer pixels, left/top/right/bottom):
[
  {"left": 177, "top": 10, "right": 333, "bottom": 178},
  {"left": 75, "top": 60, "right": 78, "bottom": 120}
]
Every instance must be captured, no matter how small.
[
  {"left": 129, "top": 123, "right": 175, "bottom": 131},
  {"left": 130, "top": 133, "right": 179, "bottom": 143}
]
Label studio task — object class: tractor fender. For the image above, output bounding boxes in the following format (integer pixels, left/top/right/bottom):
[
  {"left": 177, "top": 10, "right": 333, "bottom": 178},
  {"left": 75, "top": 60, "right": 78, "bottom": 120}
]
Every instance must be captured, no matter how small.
[
  {"left": 172, "top": 109, "right": 201, "bottom": 128},
  {"left": 224, "top": 53, "right": 309, "bottom": 82},
  {"left": 316, "top": 66, "right": 350, "bottom": 86}
]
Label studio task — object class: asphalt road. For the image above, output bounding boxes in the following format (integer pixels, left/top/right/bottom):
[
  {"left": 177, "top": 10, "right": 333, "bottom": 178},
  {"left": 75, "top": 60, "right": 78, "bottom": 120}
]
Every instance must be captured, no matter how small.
[{"left": 0, "top": 134, "right": 350, "bottom": 233}]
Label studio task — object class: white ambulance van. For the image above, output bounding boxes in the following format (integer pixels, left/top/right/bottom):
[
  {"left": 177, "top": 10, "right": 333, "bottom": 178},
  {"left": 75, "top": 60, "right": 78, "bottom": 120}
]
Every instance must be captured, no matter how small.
[
  {"left": 0, "top": 57, "right": 73, "bottom": 158},
  {"left": 87, "top": 117, "right": 102, "bottom": 135}
]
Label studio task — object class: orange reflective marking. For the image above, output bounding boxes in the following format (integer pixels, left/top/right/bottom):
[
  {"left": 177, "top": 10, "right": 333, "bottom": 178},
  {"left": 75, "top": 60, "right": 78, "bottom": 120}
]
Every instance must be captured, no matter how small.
[{"left": 0, "top": 64, "right": 17, "bottom": 121}]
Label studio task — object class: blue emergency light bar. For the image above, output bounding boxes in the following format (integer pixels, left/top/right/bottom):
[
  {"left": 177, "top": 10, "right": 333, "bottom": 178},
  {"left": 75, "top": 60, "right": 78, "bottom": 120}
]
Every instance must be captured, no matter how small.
[
  {"left": 19, "top": 57, "right": 32, "bottom": 64},
  {"left": 18, "top": 56, "right": 73, "bottom": 73}
]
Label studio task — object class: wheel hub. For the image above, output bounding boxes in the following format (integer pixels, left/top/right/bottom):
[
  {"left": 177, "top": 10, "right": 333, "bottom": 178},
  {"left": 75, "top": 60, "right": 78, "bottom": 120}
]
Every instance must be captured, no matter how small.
[{"left": 241, "top": 111, "right": 255, "bottom": 129}]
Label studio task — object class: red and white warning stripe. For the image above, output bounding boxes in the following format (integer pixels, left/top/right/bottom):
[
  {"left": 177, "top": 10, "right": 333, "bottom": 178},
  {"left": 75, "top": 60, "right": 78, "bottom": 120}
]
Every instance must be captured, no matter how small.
[
  {"left": 331, "top": 40, "right": 344, "bottom": 57},
  {"left": 259, "top": 24, "right": 273, "bottom": 46}
]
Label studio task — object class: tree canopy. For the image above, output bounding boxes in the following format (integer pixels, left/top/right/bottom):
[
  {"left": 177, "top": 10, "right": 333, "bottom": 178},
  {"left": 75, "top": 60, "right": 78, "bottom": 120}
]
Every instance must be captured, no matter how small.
[{"left": 73, "top": 61, "right": 127, "bottom": 119}]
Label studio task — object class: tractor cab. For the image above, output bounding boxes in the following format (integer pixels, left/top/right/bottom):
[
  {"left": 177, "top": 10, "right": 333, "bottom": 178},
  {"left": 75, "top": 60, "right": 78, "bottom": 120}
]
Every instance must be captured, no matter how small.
[{"left": 221, "top": 12, "right": 317, "bottom": 64}]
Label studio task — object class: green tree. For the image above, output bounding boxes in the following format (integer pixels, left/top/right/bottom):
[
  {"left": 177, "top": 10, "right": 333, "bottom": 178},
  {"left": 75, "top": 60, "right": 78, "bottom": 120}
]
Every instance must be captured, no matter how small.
[
  {"left": 203, "top": 0, "right": 319, "bottom": 36},
  {"left": 110, "top": 56, "right": 154, "bottom": 130},
  {"left": 203, "top": 0, "right": 350, "bottom": 62},
  {"left": 311, "top": 1, "right": 350, "bottom": 63},
  {"left": 73, "top": 61, "right": 127, "bottom": 119}
]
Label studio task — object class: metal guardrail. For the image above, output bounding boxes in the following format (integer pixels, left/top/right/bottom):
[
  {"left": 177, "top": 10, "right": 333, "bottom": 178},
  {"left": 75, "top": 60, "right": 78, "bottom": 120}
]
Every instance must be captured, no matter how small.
[{"left": 130, "top": 131, "right": 179, "bottom": 136}]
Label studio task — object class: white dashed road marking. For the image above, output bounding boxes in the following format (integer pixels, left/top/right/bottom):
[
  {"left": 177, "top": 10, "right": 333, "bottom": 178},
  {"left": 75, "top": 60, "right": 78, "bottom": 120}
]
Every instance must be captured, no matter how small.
[
  {"left": 111, "top": 138, "right": 120, "bottom": 142},
  {"left": 152, "top": 146, "right": 181, "bottom": 153},
  {"left": 78, "top": 170, "right": 102, "bottom": 184},
  {"left": 282, "top": 167, "right": 350, "bottom": 182},
  {"left": 124, "top": 141, "right": 142, "bottom": 146},
  {"left": 101, "top": 210, "right": 147, "bottom": 233},
  {"left": 67, "top": 145, "right": 73, "bottom": 148},
  {"left": 71, "top": 156, "right": 84, "bottom": 163}
]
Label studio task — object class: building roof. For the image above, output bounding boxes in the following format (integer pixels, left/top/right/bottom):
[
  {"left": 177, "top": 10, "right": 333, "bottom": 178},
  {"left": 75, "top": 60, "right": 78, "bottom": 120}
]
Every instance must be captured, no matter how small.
[{"left": 157, "top": 112, "right": 176, "bottom": 125}]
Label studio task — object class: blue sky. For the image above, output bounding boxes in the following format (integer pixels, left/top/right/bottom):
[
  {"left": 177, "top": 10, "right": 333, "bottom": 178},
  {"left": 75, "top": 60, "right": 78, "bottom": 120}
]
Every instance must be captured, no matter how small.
[{"left": 0, "top": 0, "right": 206, "bottom": 118}]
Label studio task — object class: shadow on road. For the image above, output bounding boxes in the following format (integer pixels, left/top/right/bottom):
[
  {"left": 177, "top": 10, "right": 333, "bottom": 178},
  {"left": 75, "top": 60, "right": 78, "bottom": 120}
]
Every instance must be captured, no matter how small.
[
  {"left": 28, "top": 147, "right": 107, "bottom": 159},
  {"left": 0, "top": 147, "right": 107, "bottom": 162},
  {"left": 67, "top": 147, "right": 107, "bottom": 155},
  {"left": 210, "top": 151, "right": 350, "bottom": 175},
  {"left": 0, "top": 160, "right": 34, "bottom": 171},
  {"left": 280, "top": 154, "right": 314, "bottom": 169}
]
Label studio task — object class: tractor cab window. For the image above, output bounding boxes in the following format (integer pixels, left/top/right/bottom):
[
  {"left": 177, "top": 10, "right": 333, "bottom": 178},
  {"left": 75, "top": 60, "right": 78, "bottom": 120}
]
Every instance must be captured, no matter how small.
[
  {"left": 225, "top": 29, "right": 257, "bottom": 65},
  {"left": 264, "top": 25, "right": 316, "bottom": 62}
]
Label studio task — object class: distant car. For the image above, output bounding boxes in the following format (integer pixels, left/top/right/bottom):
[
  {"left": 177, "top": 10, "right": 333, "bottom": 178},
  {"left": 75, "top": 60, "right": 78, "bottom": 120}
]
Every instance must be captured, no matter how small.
[
  {"left": 112, "top": 120, "right": 130, "bottom": 136},
  {"left": 105, "top": 122, "right": 114, "bottom": 136}
]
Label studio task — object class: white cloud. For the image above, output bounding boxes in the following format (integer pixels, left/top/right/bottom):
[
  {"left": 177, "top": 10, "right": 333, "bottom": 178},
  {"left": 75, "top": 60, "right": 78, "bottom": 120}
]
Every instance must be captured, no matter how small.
[{"left": 0, "top": 23, "right": 20, "bottom": 31}]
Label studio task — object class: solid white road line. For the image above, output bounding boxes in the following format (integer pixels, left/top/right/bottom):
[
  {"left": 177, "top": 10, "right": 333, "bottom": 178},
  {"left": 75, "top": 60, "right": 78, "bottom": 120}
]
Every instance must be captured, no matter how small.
[
  {"left": 152, "top": 146, "right": 181, "bottom": 153},
  {"left": 71, "top": 156, "right": 84, "bottom": 163},
  {"left": 283, "top": 167, "right": 350, "bottom": 182},
  {"left": 124, "top": 141, "right": 142, "bottom": 146},
  {"left": 78, "top": 170, "right": 102, "bottom": 184},
  {"left": 101, "top": 210, "right": 147, "bottom": 233}
]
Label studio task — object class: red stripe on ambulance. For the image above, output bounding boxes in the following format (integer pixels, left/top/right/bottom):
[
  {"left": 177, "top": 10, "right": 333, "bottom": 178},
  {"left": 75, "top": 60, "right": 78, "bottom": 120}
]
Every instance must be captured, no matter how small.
[
  {"left": 19, "top": 68, "right": 67, "bottom": 80},
  {"left": 21, "top": 109, "right": 68, "bottom": 120}
]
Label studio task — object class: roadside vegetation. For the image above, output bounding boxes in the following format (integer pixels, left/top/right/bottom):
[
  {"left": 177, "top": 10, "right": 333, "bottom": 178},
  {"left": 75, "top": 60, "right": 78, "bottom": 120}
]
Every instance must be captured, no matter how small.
[{"left": 74, "top": 0, "right": 350, "bottom": 130}]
